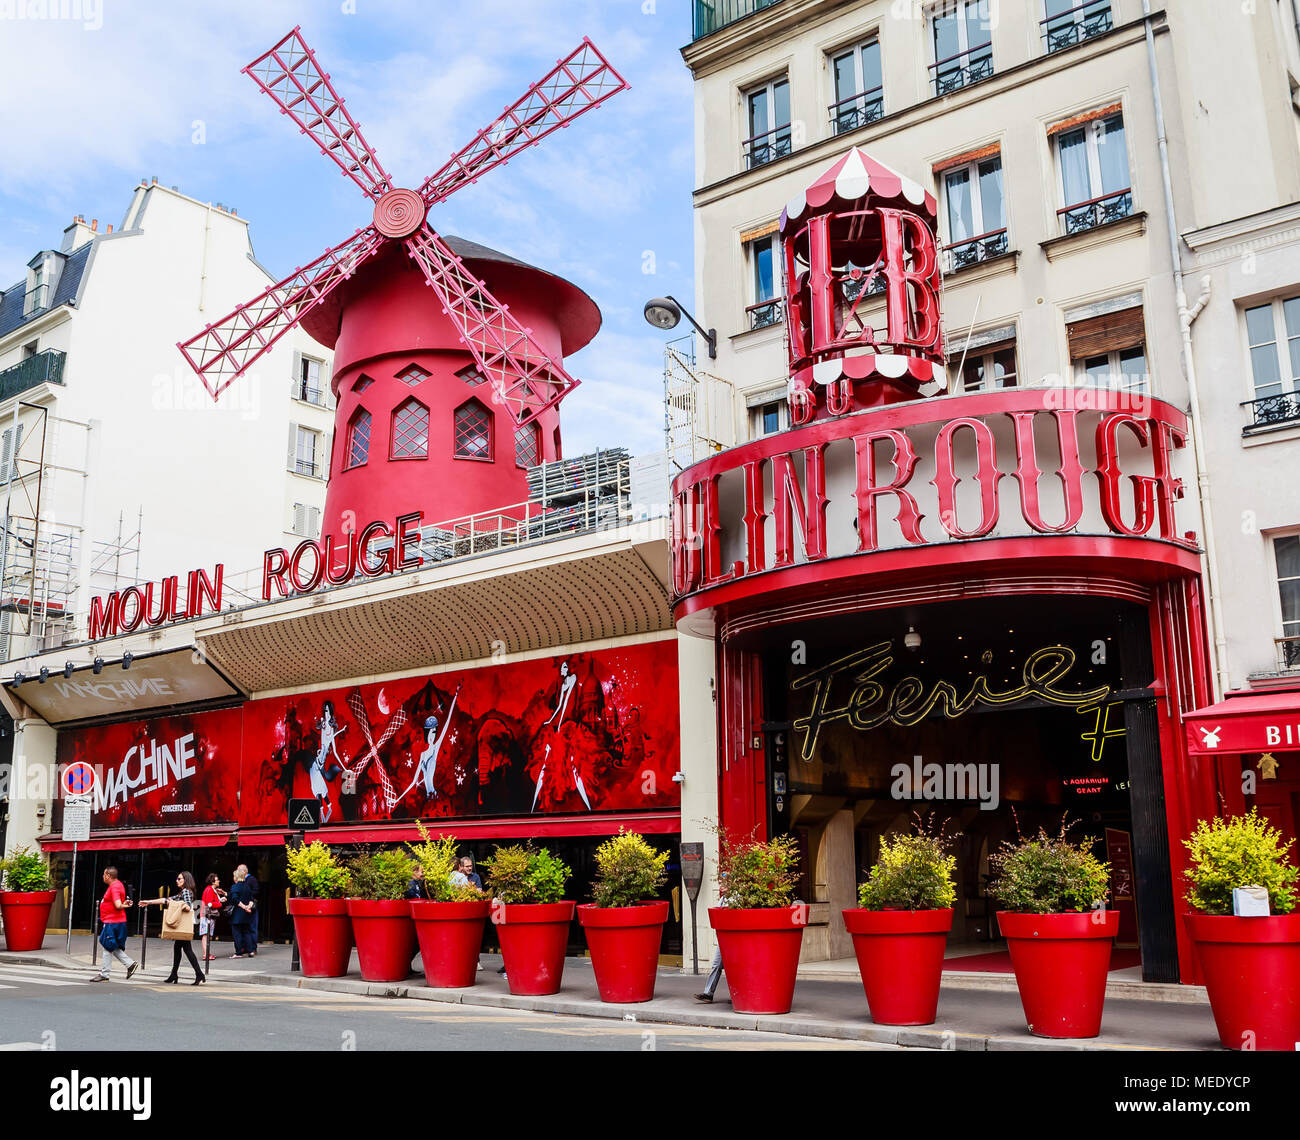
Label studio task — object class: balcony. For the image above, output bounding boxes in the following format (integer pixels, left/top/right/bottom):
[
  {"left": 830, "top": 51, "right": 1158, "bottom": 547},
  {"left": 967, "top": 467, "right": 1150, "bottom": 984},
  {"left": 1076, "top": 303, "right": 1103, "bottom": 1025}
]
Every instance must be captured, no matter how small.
[
  {"left": 1243, "top": 392, "right": 1300, "bottom": 432},
  {"left": 930, "top": 46, "right": 994, "bottom": 97},
  {"left": 743, "top": 124, "right": 793, "bottom": 170},
  {"left": 1058, "top": 188, "right": 1133, "bottom": 235},
  {"left": 0, "top": 349, "right": 66, "bottom": 404},
  {"left": 1274, "top": 636, "right": 1300, "bottom": 672},
  {"left": 1042, "top": 2, "right": 1113, "bottom": 54},
  {"left": 829, "top": 88, "right": 884, "bottom": 136},
  {"left": 944, "top": 228, "right": 1010, "bottom": 273},
  {"left": 746, "top": 298, "right": 783, "bottom": 330},
  {"left": 692, "top": 0, "right": 783, "bottom": 41}
]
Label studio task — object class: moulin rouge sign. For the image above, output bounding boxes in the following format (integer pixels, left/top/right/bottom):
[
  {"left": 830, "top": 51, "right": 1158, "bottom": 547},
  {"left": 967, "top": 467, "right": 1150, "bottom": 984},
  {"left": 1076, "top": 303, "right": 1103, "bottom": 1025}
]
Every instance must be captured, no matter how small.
[{"left": 88, "top": 512, "right": 424, "bottom": 639}]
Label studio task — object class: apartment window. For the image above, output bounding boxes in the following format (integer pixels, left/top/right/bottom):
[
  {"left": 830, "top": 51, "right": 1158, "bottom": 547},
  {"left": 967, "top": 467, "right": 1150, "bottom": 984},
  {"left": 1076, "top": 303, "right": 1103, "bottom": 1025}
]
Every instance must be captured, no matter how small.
[
  {"left": 757, "top": 401, "right": 784, "bottom": 435},
  {"left": 941, "top": 155, "right": 1007, "bottom": 271},
  {"left": 1055, "top": 111, "right": 1132, "bottom": 234},
  {"left": 744, "top": 76, "right": 791, "bottom": 169},
  {"left": 291, "top": 503, "right": 322, "bottom": 540},
  {"left": 289, "top": 424, "right": 321, "bottom": 477},
  {"left": 1244, "top": 296, "right": 1300, "bottom": 428},
  {"left": 293, "top": 354, "right": 328, "bottom": 405},
  {"left": 390, "top": 397, "right": 429, "bottom": 459},
  {"left": 746, "top": 232, "right": 782, "bottom": 330},
  {"left": 515, "top": 421, "right": 541, "bottom": 469},
  {"left": 21, "top": 341, "right": 38, "bottom": 360},
  {"left": 1067, "top": 305, "right": 1148, "bottom": 393},
  {"left": 953, "top": 342, "right": 1018, "bottom": 391},
  {"left": 930, "top": 1, "right": 994, "bottom": 96},
  {"left": 345, "top": 408, "right": 371, "bottom": 470},
  {"left": 829, "top": 39, "right": 883, "bottom": 134},
  {"left": 454, "top": 399, "right": 493, "bottom": 461},
  {"left": 1275, "top": 535, "right": 1300, "bottom": 666},
  {"left": 1042, "top": 1, "right": 1113, "bottom": 54},
  {"left": 23, "top": 263, "right": 49, "bottom": 318}
]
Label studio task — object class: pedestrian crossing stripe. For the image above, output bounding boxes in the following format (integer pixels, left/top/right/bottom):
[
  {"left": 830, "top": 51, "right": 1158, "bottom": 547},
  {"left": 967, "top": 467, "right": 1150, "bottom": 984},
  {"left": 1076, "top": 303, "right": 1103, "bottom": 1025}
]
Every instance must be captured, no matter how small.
[{"left": 0, "top": 967, "right": 89, "bottom": 987}]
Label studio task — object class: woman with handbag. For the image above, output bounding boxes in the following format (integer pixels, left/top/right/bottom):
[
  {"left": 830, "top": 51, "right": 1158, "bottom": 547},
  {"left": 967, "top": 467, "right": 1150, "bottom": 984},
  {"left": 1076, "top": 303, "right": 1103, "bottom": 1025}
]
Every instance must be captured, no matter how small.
[
  {"left": 140, "top": 871, "right": 206, "bottom": 985},
  {"left": 227, "top": 865, "right": 257, "bottom": 959}
]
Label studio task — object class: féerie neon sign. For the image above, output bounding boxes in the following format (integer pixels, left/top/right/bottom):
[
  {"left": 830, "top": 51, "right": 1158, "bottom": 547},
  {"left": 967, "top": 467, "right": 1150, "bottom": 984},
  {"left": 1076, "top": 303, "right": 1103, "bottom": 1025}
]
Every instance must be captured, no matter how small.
[{"left": 790, "top": 641, "right": 1111, "bottom": 762}]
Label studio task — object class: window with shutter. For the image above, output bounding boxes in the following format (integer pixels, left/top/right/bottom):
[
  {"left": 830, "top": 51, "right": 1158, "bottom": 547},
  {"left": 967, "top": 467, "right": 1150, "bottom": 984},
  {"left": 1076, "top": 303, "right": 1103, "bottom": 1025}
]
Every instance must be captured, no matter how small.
[{"left": 1069, "top": 306, "right": 1147, "bottom": 393}]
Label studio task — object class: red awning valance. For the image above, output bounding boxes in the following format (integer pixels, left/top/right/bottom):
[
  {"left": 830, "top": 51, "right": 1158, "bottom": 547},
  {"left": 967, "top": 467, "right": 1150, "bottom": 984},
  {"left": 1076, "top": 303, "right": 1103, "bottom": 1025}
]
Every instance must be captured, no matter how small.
[
  {"left": 39, "top": 828, "right": 235, "bottom": 853},
  {"left": 303, "top": 812, "right": 682, "bottom": 846},
  {"left": 1184, "top": 689, "right": 1300, "bottom": 755}
]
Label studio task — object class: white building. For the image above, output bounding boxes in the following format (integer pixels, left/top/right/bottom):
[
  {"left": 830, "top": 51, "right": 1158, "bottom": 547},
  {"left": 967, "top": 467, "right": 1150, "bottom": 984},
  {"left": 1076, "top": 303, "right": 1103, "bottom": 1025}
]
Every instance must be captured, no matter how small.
[{"left": 0, "top": 180, "right": 335, "bottom": 663}]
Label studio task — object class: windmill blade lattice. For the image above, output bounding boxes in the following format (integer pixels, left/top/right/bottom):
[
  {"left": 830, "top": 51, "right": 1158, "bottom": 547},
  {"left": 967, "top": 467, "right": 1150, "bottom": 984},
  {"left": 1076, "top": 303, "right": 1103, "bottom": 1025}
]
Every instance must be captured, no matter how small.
[
  {"left": 178, "top": 226, "right": 386, "bottom": 399},
  {"left": 404, "top": 225, "right": 577, "bottom": 425},
  {"left": 418, "top": 38, "right": 629, "bottom": 207},
  {"left": 243, "top": 25, "right": 394, "bottom": 200}
]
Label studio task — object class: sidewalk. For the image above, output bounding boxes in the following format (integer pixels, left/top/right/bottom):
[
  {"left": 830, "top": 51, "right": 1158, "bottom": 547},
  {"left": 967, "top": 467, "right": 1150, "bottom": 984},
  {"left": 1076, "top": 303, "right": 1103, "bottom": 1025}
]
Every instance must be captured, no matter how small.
[{"left": 3, "top": 935, "right": 1221, "bottom": 1051}]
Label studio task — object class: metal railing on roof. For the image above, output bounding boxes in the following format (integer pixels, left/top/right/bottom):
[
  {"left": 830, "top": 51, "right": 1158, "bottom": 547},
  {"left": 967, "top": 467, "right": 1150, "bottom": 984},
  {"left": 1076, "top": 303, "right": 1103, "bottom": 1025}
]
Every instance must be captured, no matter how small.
[
  {"left": 0, "top": 350, "right": 66, "bottom": 404},
  {"left": 693, "top": 0, "right": 783, "bottom": 41}
]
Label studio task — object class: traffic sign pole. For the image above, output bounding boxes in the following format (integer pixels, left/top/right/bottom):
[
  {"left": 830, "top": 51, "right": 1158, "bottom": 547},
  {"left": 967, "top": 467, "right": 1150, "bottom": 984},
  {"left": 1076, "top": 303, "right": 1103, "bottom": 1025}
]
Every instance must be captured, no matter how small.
[{"left": 65, "top": 841, "right": 77, "bottom": 957}]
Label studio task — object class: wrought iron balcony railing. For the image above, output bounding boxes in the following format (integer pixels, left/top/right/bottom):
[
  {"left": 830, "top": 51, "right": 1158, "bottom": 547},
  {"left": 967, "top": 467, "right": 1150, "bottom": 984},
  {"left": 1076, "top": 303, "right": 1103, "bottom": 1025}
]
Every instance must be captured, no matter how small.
[
  {"left": 1243, "top": 392, "right": 1300, "bottom": 430},
  {"left": 0, "top": 349, "right": 66, "bottom": 404},
  {"left": 1042, "top": 1, "right": 1113, "bottom": 54},
  {"left": 744, "top": 124, "right": 793, "bottom": 169},
  {"left": 829, "top": 88, "right": 884, "bottom": 135},
  {"left": 943, "top": 228, "right": 1009, "bottom": 272},
  {"left": 294, "top": 385, "right": 327, "bottom": 406},
  {"left": 930, "top": 46, "right": 994, "bottom": 97},
  {"left": 746, "top": 298, "right": 783, "bottom": 330},
  {"left": 1058, "top": 187, "right": 1133, "bottom": 235},
  {"left": 693, "top": 0, "right": 783, "bottom": 41},
  {"left": 1276, "top": 636, "right": 1300, "bottom": 671}
]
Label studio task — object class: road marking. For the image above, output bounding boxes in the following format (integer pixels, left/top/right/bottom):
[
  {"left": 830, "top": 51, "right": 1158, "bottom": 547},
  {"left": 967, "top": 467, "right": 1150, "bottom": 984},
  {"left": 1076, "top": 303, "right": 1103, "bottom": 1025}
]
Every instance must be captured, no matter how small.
[
  {"left": 674, "top": 1038, "right": 889, "bottom": 1050},
  {"left": 396, "top": 1014, "right": 554, "bottom": 1024},
  {"left": 0, "top": 967, "right": 91, "bottom": 988},
  {"left": 0, "top": 1042, "right": 43, "bottom": 1050}
]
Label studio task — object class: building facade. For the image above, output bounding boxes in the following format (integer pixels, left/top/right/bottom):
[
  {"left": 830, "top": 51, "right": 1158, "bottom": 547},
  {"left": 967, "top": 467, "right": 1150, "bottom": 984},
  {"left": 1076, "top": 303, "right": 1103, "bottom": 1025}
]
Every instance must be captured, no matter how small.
[{"left": 674, "top": 0, "right": 1300, "bottom": 982}]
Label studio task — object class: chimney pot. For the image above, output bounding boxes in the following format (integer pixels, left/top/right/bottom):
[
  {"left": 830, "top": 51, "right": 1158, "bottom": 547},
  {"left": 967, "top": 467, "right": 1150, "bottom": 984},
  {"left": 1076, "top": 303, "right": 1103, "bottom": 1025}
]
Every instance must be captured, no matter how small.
[
  {"left": 91, "top": 219, "right": 98, "bottom": 231},
  {"left": 106, "top": 224, "right": 113, "bottom": 234}
]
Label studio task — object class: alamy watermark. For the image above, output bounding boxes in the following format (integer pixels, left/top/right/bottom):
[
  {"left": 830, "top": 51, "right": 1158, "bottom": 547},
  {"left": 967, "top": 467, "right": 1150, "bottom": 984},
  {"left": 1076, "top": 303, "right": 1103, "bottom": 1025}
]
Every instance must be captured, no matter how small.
[
  {"left": 891, "top": 754, "right": 1000, "bottom": 811},
  {"left": 0, "top": 0, "right": 103, "bottom": 31}
]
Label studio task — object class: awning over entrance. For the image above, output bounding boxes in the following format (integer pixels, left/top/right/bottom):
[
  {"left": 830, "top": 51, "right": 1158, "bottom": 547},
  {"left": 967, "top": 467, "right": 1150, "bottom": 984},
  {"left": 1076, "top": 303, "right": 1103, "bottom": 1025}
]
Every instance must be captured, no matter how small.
[
  {"left": 1183, "top": 688, "right": 1300, "bottom": 755},
  {"left": 39, "top": 827, "right": 235, "bottom": 852},
  {"left": 301, "top": 812, "right": 682, "bottom": 845}
]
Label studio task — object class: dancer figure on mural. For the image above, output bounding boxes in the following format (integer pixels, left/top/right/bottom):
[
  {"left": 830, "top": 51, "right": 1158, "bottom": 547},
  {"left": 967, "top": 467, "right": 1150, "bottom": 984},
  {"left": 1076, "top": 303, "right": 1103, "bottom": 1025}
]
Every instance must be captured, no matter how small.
[
  {"left": 396, "top": 683, "right": 462, "bottom": 804},
  {"left": 311, "top": 700, "right": 347, "bottom": 824},
  {"left": 529, "top": 660, "right": 594, "bottom": 812}
]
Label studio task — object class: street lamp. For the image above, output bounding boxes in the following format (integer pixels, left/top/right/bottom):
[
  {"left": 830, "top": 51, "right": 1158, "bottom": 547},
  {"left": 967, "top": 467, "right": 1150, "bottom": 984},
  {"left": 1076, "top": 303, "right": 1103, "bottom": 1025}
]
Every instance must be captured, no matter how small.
[{"left": 643, "top": 296, "right": 717, "bottom": 360}]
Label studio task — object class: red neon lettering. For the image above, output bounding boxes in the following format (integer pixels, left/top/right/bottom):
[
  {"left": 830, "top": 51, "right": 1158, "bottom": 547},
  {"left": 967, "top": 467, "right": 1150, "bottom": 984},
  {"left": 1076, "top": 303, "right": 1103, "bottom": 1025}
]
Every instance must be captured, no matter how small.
[
  {"left": 395, "top": 511, "right": 424, "bottom": 571},
  {"left": 1009, "top": 410, "right": 1086, "bottom": 533},
  {"left": 853, "top": 430, "right": 925, "bottom": 551},
  {"left": 89, "top": 592, "right": 121, "bottom": 640},
  {"left": 1096, "top": 414, "right": 1156, "bottom": 537},
  {"left": 289, "top": 540, "right": 324, "bottom": 593},
  {"left": 357, "top": 520, "right": 394, "bottom": 577},
  {"left": 741, "top": 459, "right": 767, "bottom": 574},
  {"left": 700, "top": 475, "right": 733, "bottom": 586},
  {"left": 931, "top": 418, "right": 1001, "bottom": 539},
  {"left": 878, "top": 207, "right": 942, "bottom": 354},
  {"left": 262, "top": 548, "right": 289, "bottom": 601},
  {"left": 324, "top": 532, "right": 358, "bottom": 585},
  {"left": 117, "top": 586, "right": 146, "bottom": 633},
  {"left": 773, "top": 446, "right": 829, "bottom": 567},
  {"left": 192, "top": 565, "right": 223, "bottom": 616}
]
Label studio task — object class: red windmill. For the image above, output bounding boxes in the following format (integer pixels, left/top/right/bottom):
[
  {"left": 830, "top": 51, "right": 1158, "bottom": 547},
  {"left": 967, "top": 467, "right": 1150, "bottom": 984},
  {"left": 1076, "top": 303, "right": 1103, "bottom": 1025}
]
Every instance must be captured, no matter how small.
[{"left": 178, "top": 27, "right": 627, "bottom": 538}]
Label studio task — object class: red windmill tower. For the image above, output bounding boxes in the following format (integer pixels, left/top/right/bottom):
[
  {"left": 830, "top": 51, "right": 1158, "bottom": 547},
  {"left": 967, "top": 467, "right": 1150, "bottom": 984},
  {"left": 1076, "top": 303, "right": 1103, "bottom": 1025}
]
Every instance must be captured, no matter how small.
[{"left": 178, "top": 27, "right": 627, "bottom": 542}]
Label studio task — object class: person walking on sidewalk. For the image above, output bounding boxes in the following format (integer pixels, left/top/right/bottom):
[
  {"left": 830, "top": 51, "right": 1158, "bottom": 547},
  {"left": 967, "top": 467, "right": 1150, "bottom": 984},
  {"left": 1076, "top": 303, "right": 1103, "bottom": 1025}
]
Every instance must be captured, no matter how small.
[
  {"left": 228, "top": 866, "right": 257, "bottom": 958},
  {"left": 694, "top": 873, "right": 727, "bottom": 1004},
  {"left": 89, "top": 867, "right": 136, "bottom": 983},
  {"left": 139, "top": 872, "right": 206, "bottom": 985},
  {"left": 199, "top": 873, "right": 226, "bottom": 970}
]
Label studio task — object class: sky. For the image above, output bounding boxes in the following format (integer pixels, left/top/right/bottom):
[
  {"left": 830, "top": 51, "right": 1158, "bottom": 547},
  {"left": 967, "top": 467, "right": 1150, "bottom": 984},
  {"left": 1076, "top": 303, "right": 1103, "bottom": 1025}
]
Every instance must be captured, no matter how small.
[{"left": 0, "top": 0, "right": 696, "bottom": 457}]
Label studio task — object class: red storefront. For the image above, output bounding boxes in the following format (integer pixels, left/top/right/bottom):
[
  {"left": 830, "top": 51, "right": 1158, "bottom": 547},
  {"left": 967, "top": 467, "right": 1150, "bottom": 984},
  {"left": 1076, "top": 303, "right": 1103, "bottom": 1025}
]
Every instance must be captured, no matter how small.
[{"left": 671, "top": 149, "right": 1218, "bottom": 982}]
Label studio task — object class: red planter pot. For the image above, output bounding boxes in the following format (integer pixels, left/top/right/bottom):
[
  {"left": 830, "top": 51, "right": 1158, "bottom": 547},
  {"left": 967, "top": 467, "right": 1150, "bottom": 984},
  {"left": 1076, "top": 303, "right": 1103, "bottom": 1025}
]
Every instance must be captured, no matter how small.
[
  {"left": 493, "top": 901, "right": 575, "bottom": 996},
  {"left": 843, "top": 908, "right": 953, "bottom": 1026},
  {"left": 345, "top": 899, "right": 416, "bottom": 983},
  {"left": 578, "top": 901, "right": 670, "bottom": 1003},
  {"left": 0, "top": 891, "right": 56, "bottom": 953},
  {"left": 709, "top": 905, "right": 807, "bottom": 1015},
  {"left": 1185, "top": 912, "right": 1300, "bottom": 1051},
  {"left": 287, "top": 898, "right": 354, "bottom": 978},
  {"left": 998, "top": 910, "right": 1118, "bottom": 1038},
  {"left": 410, "top": 899, "right": 491, "bottom": 989}
]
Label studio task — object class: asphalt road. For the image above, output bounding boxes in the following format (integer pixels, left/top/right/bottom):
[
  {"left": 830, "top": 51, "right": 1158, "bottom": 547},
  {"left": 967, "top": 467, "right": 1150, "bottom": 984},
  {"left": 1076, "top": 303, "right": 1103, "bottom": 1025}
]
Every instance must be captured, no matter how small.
[{"left": 0, "top": 963, "right": 894, "bottom": 1052}]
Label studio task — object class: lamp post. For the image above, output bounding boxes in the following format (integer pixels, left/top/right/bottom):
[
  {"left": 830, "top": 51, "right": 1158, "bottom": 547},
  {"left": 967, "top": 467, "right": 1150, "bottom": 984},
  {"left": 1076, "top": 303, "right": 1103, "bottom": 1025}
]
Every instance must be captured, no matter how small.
[{"left": 644, "top": 296, "right": 717, "bottom": 360}]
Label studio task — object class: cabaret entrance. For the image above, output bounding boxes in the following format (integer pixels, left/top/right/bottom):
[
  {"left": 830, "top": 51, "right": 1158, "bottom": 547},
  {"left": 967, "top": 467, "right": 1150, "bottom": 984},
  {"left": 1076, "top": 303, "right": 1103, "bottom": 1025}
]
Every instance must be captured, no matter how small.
[{"left": 738, "top": 595, "right": 1163, "bottom": 973}]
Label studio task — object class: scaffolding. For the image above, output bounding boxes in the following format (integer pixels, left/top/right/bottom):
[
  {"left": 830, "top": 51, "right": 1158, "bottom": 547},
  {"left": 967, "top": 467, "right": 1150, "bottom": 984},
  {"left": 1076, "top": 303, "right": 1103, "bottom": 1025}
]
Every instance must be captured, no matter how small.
[
  {"left": 0, "top": 405, "right": 141, "bottom": 661},
  {"left": 663, "top": 343, "right": 735, "bottom": 473}
]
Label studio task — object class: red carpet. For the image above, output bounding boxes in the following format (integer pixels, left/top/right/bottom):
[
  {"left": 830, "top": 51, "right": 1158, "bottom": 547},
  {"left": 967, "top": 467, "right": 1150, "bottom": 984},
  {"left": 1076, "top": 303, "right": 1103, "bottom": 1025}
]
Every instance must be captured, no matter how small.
[{"left": 942, "top": 949, "right": 1141, "bottom": 973}]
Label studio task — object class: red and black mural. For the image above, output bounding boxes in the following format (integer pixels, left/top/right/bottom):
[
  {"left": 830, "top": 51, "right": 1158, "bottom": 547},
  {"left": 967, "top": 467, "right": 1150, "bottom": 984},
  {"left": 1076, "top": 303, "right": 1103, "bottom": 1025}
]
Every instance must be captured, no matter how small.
[{"left": 57, "top": 639, "right": 680, "bottom": 830}]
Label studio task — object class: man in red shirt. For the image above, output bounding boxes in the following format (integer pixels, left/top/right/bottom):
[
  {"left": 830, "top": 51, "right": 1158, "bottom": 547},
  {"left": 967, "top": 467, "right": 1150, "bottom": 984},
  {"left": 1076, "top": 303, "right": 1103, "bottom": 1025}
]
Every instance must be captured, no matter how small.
[{"left": 89, "top": 866, "right": 137, "bottom": 982}]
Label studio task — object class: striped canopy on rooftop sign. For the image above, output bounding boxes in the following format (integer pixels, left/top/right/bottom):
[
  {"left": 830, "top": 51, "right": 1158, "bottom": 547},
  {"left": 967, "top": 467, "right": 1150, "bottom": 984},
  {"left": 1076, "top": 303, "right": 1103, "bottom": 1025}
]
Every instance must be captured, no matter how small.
[{"left": 780, "top": 148, "right": 938, "bottom": 235}]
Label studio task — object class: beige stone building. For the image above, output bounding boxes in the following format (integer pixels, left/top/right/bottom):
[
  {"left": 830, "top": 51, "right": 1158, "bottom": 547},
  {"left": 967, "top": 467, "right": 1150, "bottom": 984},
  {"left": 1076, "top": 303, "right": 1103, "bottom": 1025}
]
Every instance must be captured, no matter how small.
[{"left": 674, "top": 0, "right": 1300, "bottom": 967}]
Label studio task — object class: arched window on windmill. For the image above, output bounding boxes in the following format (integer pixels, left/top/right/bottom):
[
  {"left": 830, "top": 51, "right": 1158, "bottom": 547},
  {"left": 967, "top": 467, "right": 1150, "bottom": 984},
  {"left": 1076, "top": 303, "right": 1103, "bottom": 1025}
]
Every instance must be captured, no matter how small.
[
  {"left": 514, "top": 420, "right": 541, "bottom": 469},
  {"left": 453, "top": 398, "right": 493, "bottom": 462},
  {"left": 345, "top": 407, "right": 372, "bottom": 470},
  {"left": 391, "top": 397, "right": 429, "bottom": 460}
]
